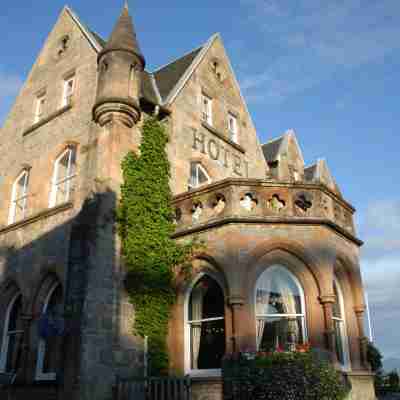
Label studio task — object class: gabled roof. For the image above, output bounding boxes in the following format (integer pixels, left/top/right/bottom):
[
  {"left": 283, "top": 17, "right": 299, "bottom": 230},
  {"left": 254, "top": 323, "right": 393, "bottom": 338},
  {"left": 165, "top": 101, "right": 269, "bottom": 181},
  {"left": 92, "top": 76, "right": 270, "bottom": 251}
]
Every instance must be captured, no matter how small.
[
  {"left": 304, "top": 158, "right": 342, "bottom": 196},
  {"left": 261, "top": 129, "right": 305, "bottom": 165},
  {"left": 153, "top": 47, "right": 202, "bottom": 102},
  {"left": 262, "top": 135, "right": 285, "bottom": 163},
  {"left": 65, "top": 6, "right": 103, "bottom": 52}
]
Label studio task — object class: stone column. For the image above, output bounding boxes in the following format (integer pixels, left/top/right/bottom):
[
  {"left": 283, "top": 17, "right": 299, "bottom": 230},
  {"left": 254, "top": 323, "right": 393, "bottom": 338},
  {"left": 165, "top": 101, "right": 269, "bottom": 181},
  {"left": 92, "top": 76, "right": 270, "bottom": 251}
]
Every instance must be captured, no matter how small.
[
  {"left": 320, "top": 295, "right": 338, "bottom": 363},
  {"left": 228, "top": 296, "right": 244, "bottom": 353},
  {"left": 354, "top": 306, "right": 370, "bottom": 370},
  {"left": 19, "top": 313, "right": 33, "bottom": 382}
]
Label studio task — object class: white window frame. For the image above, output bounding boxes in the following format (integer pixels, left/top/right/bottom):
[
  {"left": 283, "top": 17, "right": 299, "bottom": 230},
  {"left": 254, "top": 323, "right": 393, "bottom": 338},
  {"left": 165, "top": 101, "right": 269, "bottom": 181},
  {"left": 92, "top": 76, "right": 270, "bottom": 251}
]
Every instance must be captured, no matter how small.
[
  {"left": 189, "top": 162, "right": 211, "bottom": 190},
  {"left": 333, "top": 279, "right": 351, "bottom": 370},
  {"left": 184, "top": 273, "right": 224, "bottom": 377},
  {"left": 255, "top": 265, "right": 307, "bottom": 351},
  {"left": 0, "top": 292, "right": 23, "bottom": 373},
  {"left": 201, "top": 94, "right": 212, "bottom": 126},
  {"left": 35, "top": 282, "right": 61, "bottom": 381},
  {"left": 34, "top": 93, "right": 46, "bottom": 123},
  {"left": 62, "top": 75, "right": 75, "bottom": 107},
  {"left": 8, "top": 170, "right": 30, "bottom": 225},
  {"left": 228, "top": 113, "right": 238, "bottom": 143},
  {"left": 49, "top": 146, "right": 76, "bottom": 208}
]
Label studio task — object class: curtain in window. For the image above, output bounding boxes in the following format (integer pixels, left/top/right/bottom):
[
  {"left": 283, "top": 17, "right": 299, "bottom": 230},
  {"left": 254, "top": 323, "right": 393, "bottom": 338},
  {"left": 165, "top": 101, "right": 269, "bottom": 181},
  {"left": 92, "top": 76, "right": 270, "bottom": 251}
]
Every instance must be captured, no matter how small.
[{"left": 190, "top": 285, "right": 203, "bottom": 369}]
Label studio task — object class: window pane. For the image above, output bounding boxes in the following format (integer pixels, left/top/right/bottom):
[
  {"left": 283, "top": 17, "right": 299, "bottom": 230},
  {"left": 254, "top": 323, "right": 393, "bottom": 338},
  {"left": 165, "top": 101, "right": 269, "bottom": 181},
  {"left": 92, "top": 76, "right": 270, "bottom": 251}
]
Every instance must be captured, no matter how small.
[
  {"left": 190, "top": 319, "right": 225, "bottom": 369},
  {"left": 197, "top": 166, "right": 209, "bottom": 186},
  {"left": 43, "top": 285, "right": 63, "bottom": 374},
  {"left": 257, "top": 316, "right": 304, "bottom": 352},
  {"left": 334, "top": 319, "right": 345, "bottom": 365},
  {"left": 332, "top": 282, "right": 341, "bottom": 318},
  {"left": 5, "top": 295, "right": 23, "bottom": 372},
  {"left": 256, "top": 266, "right": 302, "bottom": 316},
  {"left": 189, "top": 276, "right": 225, "bottom": 370}
]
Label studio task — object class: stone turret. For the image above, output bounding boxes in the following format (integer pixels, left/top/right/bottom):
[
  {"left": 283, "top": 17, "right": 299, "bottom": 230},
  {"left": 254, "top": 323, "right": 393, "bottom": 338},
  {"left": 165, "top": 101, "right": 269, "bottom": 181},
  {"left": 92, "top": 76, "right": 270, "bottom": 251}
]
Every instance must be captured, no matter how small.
[{"left": 93, "top": 3, "right": 145, "bottom": 127}]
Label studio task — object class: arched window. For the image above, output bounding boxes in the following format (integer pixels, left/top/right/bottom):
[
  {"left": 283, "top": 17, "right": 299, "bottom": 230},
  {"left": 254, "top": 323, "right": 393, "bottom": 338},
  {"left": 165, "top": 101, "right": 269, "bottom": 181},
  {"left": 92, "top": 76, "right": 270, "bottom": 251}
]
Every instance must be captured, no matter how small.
[
  {"left": 333, "top": 279, "right": 350, "bottom": 368},
  {"left": 255, "top": 265, "right": 306, "bottom": 351},
  {"left": 8, "top": 170, "right": 30, "bottom": 224},
  {"left": 49, "top": 146, "right": 76, "bottom": 207},
  {"left": 189, "top": 162, "right": 211, "bottom": 190},
  {"left": 186, "top": 275, "right": 225, "bottom": 373},
  {"left": 0, "top": 292, "right": 23, "bottom": 373},
  {"left": 36, "top": 283, "right": 63, "bottom": 380}
]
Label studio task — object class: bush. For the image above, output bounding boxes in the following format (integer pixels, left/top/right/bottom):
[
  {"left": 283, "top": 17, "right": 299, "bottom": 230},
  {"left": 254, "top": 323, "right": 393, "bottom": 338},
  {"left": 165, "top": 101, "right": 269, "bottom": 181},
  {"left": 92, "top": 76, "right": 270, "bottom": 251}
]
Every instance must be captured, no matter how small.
[{"left": 223, "top": 351, "right": 350, "bottom": 400}]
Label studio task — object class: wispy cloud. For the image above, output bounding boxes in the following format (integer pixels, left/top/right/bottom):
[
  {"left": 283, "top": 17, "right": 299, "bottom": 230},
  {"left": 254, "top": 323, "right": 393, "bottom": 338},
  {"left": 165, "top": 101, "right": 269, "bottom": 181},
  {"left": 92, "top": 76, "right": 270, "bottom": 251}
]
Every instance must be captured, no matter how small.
[
  {"left": 238, "top": 0, "right": 400, "bottom": 104},
  {"left": 0, "top": 67, "right": 22, "bottom": 126},
  {"left": 359, "top": 200, "right": 400, "bottom": 358}
]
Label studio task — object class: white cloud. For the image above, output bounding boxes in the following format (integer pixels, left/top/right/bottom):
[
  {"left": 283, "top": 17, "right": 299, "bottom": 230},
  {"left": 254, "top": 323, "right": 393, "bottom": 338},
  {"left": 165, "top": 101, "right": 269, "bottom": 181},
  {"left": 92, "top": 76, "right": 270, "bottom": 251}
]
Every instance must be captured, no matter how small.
[{"left": 238, "top": 0, "right": 400, "bottom": 104}]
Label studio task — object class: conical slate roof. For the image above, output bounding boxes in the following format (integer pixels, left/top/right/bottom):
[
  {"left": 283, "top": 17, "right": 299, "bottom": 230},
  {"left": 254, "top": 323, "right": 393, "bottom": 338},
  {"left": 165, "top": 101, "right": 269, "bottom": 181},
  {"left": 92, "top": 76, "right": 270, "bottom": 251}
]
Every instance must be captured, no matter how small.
[{"left": 102, "top": 4, "right": 145, "bottom": 66}]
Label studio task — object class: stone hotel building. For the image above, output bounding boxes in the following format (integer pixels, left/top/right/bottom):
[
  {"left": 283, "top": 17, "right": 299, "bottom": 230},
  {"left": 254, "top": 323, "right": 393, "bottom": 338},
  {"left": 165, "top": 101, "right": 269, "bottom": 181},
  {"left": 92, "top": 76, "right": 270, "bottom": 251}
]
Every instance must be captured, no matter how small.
[{"left": 0, "top": 4, "right": 376, "bottom": 400}]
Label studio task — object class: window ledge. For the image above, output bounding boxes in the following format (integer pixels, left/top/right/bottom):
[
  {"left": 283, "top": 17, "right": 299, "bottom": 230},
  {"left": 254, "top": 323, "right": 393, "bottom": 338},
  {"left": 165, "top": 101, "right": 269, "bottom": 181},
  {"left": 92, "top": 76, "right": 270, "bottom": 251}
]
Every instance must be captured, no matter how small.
[
  {"left": 0, "top": 202, "right": 73, "bottom": 235},
  {"left": 201, "top": 122, "right": 246, "bottom": 154},
  {"left": 23, "top": 103, "right": 73, "bottom": 137}
]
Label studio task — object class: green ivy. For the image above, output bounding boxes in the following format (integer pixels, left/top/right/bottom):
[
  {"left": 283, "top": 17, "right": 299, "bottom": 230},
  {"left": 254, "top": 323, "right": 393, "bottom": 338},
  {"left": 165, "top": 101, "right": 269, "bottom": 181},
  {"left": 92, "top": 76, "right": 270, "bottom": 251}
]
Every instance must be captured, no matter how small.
[{"left": 117, "top": 116, "right": 193, "bottom": 375}]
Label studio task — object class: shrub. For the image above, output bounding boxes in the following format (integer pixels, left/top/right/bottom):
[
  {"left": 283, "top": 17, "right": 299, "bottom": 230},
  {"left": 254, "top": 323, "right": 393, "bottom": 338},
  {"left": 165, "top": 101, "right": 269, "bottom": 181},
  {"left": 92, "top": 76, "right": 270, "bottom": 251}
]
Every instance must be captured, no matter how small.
[{"left": 223, "top": 351, "right": 350, "bottom": 400}]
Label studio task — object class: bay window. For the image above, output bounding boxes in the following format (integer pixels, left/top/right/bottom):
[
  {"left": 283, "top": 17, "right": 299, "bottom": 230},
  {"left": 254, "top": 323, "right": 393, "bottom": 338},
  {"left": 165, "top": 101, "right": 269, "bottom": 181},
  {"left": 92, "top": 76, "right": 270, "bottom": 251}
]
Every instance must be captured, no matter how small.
[{"left": 255, "top": 265, "right": 306, "bottom": 352}]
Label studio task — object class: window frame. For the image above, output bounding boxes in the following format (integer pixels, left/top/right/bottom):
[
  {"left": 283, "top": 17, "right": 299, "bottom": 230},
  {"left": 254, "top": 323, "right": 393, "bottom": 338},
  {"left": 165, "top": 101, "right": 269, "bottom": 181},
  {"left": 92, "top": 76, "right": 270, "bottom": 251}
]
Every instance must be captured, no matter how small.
[
  {"left": 0, "top": 292, "right": 23, "bottom": 373},
  {"left": 254, "top": 265, "right": 307, "bottom": 351},
  {"left": 49, "top": 146, "right": 77, "bottom": 208},
  {"left": 8, "top": 169, "right": 30, "bottom": 225},
  {"left": 227, "top": 113, "right": 238, "bottom": 143},
  {"left": 34, "top": 93, "right": 46, "bottom": 123},
  {"left": 333, "top": 279, "right": 351, "bottom": 370},
  {"left": 184, "top": 273, "right": 225, "bottom": 377},
  {"left": 35, "top": 282, "right": 62, "bottom": 381},
  {"left": 62, "top": 75, "right": 75, "bottom": 107},
  {"left": 201, "top": 93, "right": 213, "bottom": 126}
]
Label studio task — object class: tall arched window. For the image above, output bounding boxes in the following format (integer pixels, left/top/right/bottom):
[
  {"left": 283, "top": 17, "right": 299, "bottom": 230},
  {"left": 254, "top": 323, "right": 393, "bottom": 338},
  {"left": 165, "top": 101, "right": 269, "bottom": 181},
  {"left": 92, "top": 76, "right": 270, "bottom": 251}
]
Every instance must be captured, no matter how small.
[
  {"left": 8, "top": 170, "right": 30, "bottom": 224},
  {"left": 333, "top": 279, "right": 350, "bottom": 368},
  {"left": 255, "top": 265, "right": 306, "bottom": 351},
  {"left": 49, "top": 146, "right": 76, "bottom": 207},
  {"left": 186, "top": 275, "right": 225, "bottom": 373},
  {"left": 36, "top": 283, "right": 63, "bottom": 380},
  {"left": 0, "top": 292, "right": 23, "bottom": 373}
]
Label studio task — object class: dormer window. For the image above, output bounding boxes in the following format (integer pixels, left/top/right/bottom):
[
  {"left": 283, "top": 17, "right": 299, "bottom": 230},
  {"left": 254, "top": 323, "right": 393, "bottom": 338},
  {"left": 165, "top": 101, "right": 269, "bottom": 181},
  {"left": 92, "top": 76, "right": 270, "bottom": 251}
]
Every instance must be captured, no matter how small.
[
  {"left": 228, "top": 113, "right": 238, "bottom": 143},
  {"left": 201, "top": 94, "right": 212, "bottom": 126},
  {"left": 62, "top": 75, "right": 75, "bottom": 107},
  {"left": 35, "top": 93, "right": 46, "bottom": 123},
  {"left": 8, "top": 169, "right": 30, "bottom": 224},
  {"left": 189, "top": 162, "right": 211, "bottom": 190}
]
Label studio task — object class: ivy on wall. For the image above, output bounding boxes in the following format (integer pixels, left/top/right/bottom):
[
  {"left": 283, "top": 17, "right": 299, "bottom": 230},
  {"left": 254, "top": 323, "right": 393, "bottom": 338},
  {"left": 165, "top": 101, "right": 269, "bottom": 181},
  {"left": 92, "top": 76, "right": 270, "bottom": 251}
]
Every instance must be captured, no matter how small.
[{"left": 117, "top": 116, "right": 194, "bottom": 375}]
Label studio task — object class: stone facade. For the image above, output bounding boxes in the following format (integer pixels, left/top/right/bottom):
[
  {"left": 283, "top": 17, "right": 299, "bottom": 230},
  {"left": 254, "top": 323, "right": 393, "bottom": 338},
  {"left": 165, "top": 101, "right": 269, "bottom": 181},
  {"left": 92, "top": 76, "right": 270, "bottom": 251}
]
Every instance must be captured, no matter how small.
[{"left": 0, "top": 4, "right": 375, "bottom": 400}]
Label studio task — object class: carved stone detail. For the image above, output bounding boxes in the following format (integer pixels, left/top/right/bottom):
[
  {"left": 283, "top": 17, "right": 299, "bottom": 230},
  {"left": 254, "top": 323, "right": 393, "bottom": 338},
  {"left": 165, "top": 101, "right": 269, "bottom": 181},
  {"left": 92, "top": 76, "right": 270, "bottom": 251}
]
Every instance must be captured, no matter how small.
[
  {"left": 240, "top": 193, "right": 257, "bottom": 211},
  {"left": 191, "top": 202, "right": 203, "bottom": 222},
  {"left": 267, "top": 194, "right": 285, "bottom": 212},
  {"left": 294, "top": 192, "right": 313, "bottom": 214}
]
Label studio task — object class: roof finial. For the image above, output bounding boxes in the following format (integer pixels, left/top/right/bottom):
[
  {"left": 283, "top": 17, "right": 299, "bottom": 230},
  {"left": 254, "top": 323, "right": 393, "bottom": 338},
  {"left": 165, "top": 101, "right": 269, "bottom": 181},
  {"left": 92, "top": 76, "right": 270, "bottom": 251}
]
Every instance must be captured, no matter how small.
[{"left": 124, "top": 0, "right": 129, "bottom": 10}]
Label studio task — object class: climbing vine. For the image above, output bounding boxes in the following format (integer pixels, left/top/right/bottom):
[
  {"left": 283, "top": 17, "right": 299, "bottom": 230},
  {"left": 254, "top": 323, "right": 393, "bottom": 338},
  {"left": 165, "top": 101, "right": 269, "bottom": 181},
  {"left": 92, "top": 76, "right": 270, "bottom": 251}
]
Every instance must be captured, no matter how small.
[{"left": 117, "top": 116, "right": 194, "bottom": 375}]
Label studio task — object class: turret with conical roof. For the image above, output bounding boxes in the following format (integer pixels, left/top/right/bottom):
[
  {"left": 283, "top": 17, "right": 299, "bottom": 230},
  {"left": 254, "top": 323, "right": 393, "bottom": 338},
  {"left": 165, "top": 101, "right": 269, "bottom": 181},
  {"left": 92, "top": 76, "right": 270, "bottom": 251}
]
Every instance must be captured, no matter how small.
[{"left": 93, "top": 3, "right": 145, "bottom": 127}]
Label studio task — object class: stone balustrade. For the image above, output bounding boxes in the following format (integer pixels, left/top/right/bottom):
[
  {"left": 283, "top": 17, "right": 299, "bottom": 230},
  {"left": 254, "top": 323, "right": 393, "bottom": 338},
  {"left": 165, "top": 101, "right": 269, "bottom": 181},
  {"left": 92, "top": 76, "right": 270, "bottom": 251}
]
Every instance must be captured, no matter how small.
[{"left": 172, "top": 179, "right": 359, "bottom": 243}]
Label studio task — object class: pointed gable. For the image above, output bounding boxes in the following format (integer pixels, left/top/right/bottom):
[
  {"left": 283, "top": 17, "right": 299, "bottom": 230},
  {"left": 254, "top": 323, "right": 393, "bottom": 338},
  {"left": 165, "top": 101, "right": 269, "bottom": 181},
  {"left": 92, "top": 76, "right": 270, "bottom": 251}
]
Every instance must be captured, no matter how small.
[{"left": 304, "top": 159, "right": 342, "bottom": 196}]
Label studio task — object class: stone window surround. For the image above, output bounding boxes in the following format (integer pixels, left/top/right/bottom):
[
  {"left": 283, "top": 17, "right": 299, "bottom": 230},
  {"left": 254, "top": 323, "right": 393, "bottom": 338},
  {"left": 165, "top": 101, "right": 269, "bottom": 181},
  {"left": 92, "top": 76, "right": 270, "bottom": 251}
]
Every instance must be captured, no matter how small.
[
  {"left": 184, "top": 271, "right": 227, "bottom": 378},
  {"left": 61, "top": 73, "right": 76, "bottom": 108}
]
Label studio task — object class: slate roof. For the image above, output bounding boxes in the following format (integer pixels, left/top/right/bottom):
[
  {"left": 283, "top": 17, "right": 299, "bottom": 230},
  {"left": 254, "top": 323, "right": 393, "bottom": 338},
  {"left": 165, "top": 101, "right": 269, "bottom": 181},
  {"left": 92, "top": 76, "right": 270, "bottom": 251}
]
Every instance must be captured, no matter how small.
[
  {"left": 262, "top": 136, "right": 285, "bottom": 163},
  {"left": 153, "top": 47, "right": 203, "bottom": 102}
]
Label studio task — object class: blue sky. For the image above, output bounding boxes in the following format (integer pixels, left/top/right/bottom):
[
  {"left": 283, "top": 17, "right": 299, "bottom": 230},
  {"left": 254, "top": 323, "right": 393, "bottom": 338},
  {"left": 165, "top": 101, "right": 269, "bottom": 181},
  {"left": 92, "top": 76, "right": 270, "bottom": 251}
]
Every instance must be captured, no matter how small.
[{"left": 1, "top": 1, "right": 399, "bottom": 361}]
